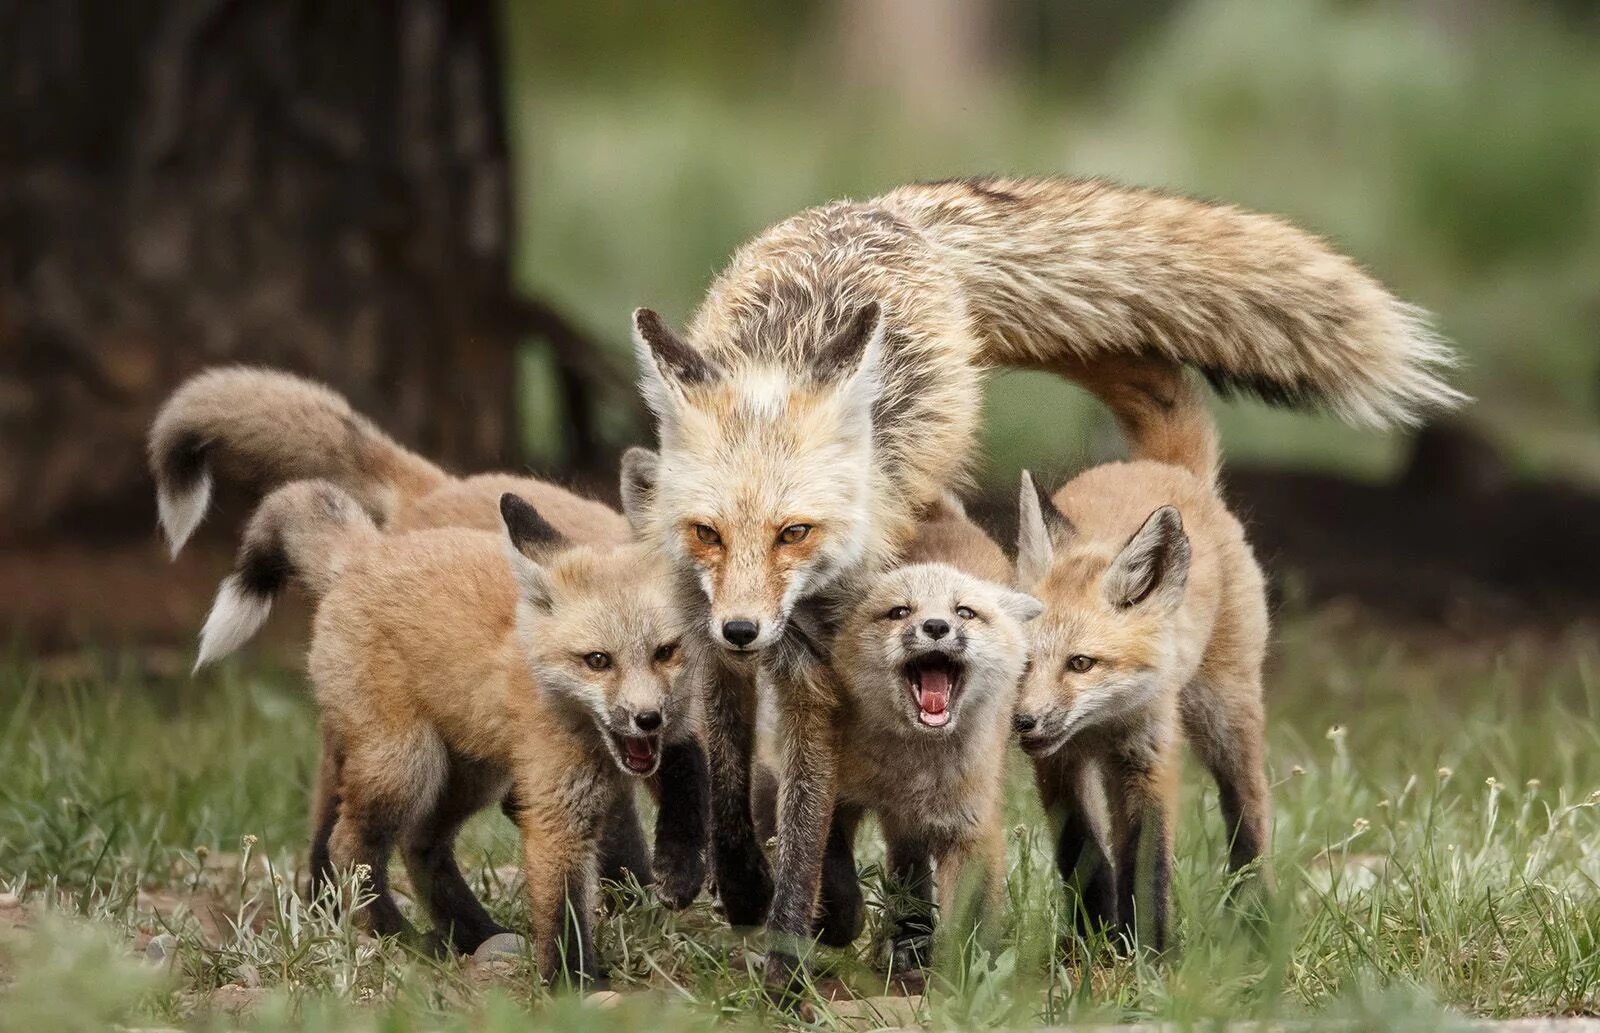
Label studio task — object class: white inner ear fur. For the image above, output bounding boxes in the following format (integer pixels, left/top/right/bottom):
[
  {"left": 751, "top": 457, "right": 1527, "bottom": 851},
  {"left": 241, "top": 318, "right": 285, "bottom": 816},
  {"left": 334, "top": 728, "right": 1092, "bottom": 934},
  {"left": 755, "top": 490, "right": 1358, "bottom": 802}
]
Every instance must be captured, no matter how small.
[
  {"left": 831, "top": 312, "right": 887, "bottom": 442},
  {"left": 631, "top": 311, "right": 689, "bottom": 420},
  {"left": 502, "top": 534, "right": 554, "bottom": 609},
  {"left": 1015, "top": 471, "right": 1055, "bottom": 588},
  {"left": 1104, "top": 506, "right": 1190, "bottom": 611}
]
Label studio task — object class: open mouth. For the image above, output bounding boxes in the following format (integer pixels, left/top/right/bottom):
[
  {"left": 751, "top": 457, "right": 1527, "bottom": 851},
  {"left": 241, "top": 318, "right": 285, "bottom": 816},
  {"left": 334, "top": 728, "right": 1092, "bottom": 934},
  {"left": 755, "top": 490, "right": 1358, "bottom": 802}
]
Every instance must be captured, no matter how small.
[
  {"left": 612, "top": 733, "right": 660, "bottom": 775},
  {"left": 903, "top": 654, "right": 964, "bottom": 729}
]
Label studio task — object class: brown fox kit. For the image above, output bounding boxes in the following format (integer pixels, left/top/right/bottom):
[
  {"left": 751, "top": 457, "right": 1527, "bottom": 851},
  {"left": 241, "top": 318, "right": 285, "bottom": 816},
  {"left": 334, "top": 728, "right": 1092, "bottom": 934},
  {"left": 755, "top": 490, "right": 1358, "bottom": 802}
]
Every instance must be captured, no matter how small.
[
  {"left": 625, "top": 175, "right": 1459, "bottom": 982},
  {"left": 195, "top": 481, "right": 692, "bottom": 981},
  {"left": 825, "top": 555, "right": 1040, "bottom": 980},
  {"left": 1012, "top": 360, "right": 1271, "bottom": 953},
  {"left": 151, "top": 367, "right": 706, "bottom": 908}
]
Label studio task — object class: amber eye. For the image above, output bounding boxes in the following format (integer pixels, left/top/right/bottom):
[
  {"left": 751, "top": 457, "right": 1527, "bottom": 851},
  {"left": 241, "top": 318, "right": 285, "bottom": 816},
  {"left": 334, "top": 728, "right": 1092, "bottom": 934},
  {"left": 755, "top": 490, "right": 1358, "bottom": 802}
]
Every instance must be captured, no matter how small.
[
  {"left": 884, "top": 605, "right": 912, "bottom": 621},
  {"left": 653, "top": 642, "right": 678, "bottom": 663},
  {"left": 694, "top": 524, "right": 722, "bottom": 546},
  {"left": 584, "top": 652, "right": 612, "bottom": 671},
  {"left": 777, "top": 523, "right": 812, "bottom": 545},
  {"left": 955, "top": 606, "right": 977, "bottom": 620},
  {"left": 1066, "top": 655, "right": 1096, "bottom": 674}
]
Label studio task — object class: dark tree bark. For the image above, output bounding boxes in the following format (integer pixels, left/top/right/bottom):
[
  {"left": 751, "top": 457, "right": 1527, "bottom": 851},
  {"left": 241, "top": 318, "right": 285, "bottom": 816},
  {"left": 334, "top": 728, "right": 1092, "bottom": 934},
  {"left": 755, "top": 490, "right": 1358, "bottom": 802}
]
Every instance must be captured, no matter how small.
[{"left": 0, "top": 0, "right": 627, "bottom": 550}]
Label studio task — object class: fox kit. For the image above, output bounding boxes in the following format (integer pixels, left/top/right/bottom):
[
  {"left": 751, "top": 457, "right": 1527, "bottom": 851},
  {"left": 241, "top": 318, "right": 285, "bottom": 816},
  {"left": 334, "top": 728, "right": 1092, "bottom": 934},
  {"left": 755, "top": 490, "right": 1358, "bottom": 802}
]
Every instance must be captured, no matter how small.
[
  {"left": 195, "top": 481, "right": 692, "bottom": 981},
  {"left": 827, "top": 557, "right": 1040, "bottom": 979},
  {"left": 1013, "top": 358, "right": 1270, "bottom": 952},
  {"left": 625, "top": 175, "right": 1460, "bottom": 979},
  {"left": 151, "top": 367, "right": 706, "bottom": 908}
]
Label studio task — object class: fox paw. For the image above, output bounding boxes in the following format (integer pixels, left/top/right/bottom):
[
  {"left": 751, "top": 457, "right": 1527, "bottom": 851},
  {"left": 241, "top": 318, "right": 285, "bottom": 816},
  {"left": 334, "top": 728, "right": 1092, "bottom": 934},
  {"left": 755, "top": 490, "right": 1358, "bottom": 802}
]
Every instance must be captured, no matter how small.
[{"left": 652, "top": 845, "right": 707, "bottom": 910}]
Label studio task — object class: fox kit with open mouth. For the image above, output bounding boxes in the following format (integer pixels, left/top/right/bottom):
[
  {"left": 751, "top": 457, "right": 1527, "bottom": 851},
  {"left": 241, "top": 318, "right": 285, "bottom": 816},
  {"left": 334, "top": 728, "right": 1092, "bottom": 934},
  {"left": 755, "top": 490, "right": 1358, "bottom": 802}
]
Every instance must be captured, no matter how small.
[
  {"left": 1013, "top": 359, "right": 1271, "bottom": 953},
  {"left": 827, "top": 550, "right": 1040, "bottom": 980},
  {"left": 195, "top": 481, "right": 692, "bottom": 983},
  {"left": 152, "top": 366, "right": 707, "bottom": 909}
]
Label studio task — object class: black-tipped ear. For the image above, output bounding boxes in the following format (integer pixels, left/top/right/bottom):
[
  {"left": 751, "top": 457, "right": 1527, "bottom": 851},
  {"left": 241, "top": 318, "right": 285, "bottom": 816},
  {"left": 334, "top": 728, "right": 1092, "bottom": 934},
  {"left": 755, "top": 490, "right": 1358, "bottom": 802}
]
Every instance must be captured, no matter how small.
[
  {"left": 809, "top": 302, "right": 884, "bottom": 383},
  {"left": 619, "top": 447, "right": 659, "bottom": 533},
  {"left": 499, "top": 492, "right": 562, "bottom": 557},
  {"left": 1016, "top": 470, "right": 1074, "bottom": 587},
  {"left": 633, "top": 308, "right": 719, "bottom": 386},
  {"left": 1104, "top": 505, "right": 1189, "bottom": 611}
]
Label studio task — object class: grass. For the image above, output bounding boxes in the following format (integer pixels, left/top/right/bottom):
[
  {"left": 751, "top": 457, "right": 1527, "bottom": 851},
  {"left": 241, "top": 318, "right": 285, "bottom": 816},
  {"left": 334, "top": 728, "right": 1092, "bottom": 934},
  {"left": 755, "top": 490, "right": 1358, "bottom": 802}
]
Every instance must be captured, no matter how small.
[{"left": 3, "top": 613, "right": 1600, "bottom": 1030}]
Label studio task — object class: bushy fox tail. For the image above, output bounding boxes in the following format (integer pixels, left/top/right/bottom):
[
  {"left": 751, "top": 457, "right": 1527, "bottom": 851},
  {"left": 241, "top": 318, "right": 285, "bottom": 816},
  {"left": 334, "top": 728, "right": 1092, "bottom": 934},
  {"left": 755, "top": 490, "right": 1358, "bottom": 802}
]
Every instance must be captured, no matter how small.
[
  {"left": 194, "top": 480, "right": 376, "bottom": 670},
  {"left": 885, "top": 177, "right": 1466, "bottom": 429},
  {"left": 1066, "top": 354, "right": 1220, "bottom": 485},
  {"left": 148, "top": 367, "right": 447, "bottom": 557}
]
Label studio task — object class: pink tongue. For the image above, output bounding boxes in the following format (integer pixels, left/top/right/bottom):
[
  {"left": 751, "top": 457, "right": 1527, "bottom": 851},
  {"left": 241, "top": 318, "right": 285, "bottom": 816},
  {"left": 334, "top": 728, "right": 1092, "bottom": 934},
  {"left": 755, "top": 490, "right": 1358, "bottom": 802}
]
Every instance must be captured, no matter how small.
[
  {"left": 919, "top": 668, "right": 951, "bottom": 715},
  {"left": 625, "top": 737, "right": 652, "bottom": 760}
]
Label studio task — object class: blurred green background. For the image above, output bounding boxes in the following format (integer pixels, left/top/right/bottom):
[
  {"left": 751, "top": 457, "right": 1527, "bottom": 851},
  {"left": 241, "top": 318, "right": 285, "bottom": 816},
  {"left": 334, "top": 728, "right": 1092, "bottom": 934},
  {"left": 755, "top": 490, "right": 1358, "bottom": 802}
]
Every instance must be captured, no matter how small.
[{"left": 504, "top": 0, "right": 1600, "bottom": 488}]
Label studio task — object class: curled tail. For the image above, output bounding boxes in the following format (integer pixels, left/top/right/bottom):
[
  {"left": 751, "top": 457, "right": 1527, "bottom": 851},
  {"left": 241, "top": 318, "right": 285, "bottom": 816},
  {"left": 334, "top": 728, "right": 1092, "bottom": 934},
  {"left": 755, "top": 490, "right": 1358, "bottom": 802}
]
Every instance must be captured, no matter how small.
[
  {"left": 885, "top": 176, "right": 1465, "bottom": 429},
  {"left": 194, "top": 480, "right": 376, "bottom": 670},
  {"left": 149, "top": 367, "right": 447, "bottom": 557}
]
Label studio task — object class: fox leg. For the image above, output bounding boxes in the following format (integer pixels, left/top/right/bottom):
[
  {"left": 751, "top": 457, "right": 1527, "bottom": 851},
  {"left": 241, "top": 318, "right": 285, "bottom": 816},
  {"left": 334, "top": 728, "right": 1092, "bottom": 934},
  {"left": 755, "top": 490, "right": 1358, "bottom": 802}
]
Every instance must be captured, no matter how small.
[
  {"left": 813, "top": 802, "right": 863, "bottom": 947},
  {"left": 326, "top": 732, "right": 446, "bottom": 945},
  {"left": 513, "top": 774, "right": 608, "bottom": 985},
  {"left": 650, "top": 735, "right": 712, "bottom": 908},
  {"left": 596, "top": 787, "right": 652, "bottom": 899},
  {"left": 307, "top": 727, "right": 343, "bottom": 908},
  {"left": 400, "top": 761, "right": 509, "bottom": 954},
  {"left": 1104, "top": 740, "right": 1178, "bottom": 954},
  {"left": 1181, "top": 672, "right": 1271, "bottom": 883},
  {"left": 933, "top": 824, "right": 1007, "bottom": 966},
  {"left": 765, "top": 662, "right": 842, "bottom": 990},
  {"left": 881, "top": 831, "right": 935, "bottom": 978},
  {"left": 703, "top": 653, "right": 773, "bottom": 927},
  {"left": 1033, "top": 753, "right": 1115, "bottom": 937}
]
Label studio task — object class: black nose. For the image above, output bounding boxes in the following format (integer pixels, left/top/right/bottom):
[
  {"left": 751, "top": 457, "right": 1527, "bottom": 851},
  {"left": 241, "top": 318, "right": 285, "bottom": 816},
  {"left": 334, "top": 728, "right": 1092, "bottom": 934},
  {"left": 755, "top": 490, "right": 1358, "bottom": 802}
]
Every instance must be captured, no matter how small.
[
  {"left": 1013, "top": 713, "right": 1037, "bottom": 734},
  {"left": 633, "top": 710, "right": 662, "bottom": 732},
  {"left": 722, "top": 620, "right": 759, "bottom": 647},
  {"left": 922, "top": 618, "right": 950, "bottom": 639}
]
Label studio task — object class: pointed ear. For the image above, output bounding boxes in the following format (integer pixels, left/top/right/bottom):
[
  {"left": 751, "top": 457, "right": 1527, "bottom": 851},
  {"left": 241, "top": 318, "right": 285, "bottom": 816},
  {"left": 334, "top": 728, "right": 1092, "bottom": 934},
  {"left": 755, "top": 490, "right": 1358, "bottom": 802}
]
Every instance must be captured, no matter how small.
[
  {"left": 997, "top": 589, "right": 1045, "bottom": 624},
  {"left": 499, "top": 492, "right": 562, "bottom": 606},
  {"left": 619, "top": 446, "right": 658, "bottom": 533},
  {"left": 1104, "top": 505, "right": 1190, "bottom": 612},
  {"left": 1016, "top": 470, "right": 1073, "bottom": 587},
  {"left": 811, "top": 302, "right": 886, "bottom": 439},
  {"left": 632, "top": 308, "right": 721, "bottom": 417}
]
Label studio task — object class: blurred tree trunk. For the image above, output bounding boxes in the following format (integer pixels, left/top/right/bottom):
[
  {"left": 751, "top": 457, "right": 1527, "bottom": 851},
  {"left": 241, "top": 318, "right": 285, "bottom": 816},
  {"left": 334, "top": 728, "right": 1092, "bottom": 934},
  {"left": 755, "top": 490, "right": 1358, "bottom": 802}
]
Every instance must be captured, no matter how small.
[{"left": 0, "top": 0, "right": 621, "bottom": 548}]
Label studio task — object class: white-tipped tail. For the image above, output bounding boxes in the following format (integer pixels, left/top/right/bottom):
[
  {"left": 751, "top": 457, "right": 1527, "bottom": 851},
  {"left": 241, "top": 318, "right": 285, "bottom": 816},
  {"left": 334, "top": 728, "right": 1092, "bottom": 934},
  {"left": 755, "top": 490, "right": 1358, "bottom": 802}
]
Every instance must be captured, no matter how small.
[
  {"left": 158, "top": 467, "right": 212, "bottom": 558},
  {"left": 194, "top": 575, "right": 274, "bottom": 671}
]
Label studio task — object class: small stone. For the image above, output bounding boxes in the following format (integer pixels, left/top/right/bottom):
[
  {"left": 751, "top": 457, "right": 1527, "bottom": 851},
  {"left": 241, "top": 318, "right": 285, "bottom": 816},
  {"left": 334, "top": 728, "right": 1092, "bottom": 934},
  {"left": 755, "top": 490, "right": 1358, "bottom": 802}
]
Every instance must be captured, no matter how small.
[
  {"left": 583, "top": 989, "right": 624, "bottom": 1008},
  {"left": 144, "top": 932, "right": 178, "bottom": 966},
  {"left": 471, "top": 932, "right": 528, "bottom": 964}
]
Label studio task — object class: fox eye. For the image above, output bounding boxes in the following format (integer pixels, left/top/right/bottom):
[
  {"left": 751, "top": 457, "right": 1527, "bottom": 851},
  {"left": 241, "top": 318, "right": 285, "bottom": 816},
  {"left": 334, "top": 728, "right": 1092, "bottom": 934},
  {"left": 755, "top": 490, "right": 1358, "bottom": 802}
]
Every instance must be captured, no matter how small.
[
  {"left": 694, "top": 524, "right": 722, "bottom": 546},
  {"left": 777, "top": 523, "right": 811, "bottom": 545},
  {"left": 1066, "top": 654, "right": 1096, "bottom": 674},
  {"left": 653, "top": 642, "right": 678, "bottom": 663},
  {"left": 955, "top": 605, "right": 977, "bottom": 620},
  {"left": 884, "top": 605, "right": 912, "bottom": 621},
  {"left": 583, "top": 652, "right": 612, "bottom": 671}
]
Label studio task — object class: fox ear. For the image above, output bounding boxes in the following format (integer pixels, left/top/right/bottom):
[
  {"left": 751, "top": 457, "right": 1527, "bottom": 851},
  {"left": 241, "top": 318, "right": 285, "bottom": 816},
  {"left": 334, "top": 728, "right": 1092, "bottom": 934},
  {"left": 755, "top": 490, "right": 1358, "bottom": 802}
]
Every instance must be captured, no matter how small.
[
  {"left": 499, "top": 492, "right": 562, "bottom": 607},
  {"left": 1016, "top": 470, "right": 1073, "bottom": 587},
  {"left": 997, "top": 589, "right": 1045, "bottom": 624},
  {"left": 1104, "top": 505, "right": 1189, "bottom": 612},
  {"left": 619, "top": 446, "right": 658, "bottom": 534},
  {"left": 812, "top": 302, "right": 885, "bottom": 439},
  {"left": 632, "top": 308, "right": 721, "bottom": 417}
]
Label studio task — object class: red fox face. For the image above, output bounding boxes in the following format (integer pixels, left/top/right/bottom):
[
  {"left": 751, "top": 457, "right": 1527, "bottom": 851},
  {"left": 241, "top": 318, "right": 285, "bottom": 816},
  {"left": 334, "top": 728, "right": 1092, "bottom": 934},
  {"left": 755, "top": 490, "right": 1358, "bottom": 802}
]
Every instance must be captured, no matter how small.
[
  {"left": 500, "top": 495, "right": 689, "bottom": 778},
  {"left": 1011, "top": 473, "right": 1191, "bottom": 758},
  {"left": 836, "top": 563, "right": 1040, "bottom": 736},
  {"left": 627, "top": 305, "right": 884, "bottom": 652}
]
